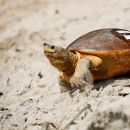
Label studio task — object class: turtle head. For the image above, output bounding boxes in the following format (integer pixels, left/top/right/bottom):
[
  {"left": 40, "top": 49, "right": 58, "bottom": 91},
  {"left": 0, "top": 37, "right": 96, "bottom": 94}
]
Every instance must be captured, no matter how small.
[{"left": 43, "top": 43, "right": 73, "bottom": 71}]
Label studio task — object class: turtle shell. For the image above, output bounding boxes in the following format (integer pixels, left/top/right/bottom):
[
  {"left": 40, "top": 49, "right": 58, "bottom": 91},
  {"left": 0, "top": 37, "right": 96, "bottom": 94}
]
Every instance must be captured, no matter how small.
[{"left": 67, "top": 28, "right": 130, "bottom": 51}]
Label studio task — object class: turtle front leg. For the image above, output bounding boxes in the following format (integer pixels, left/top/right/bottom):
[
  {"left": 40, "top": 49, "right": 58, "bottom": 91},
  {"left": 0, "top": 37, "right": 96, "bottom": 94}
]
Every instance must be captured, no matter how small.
[
  {"left": 70, "top": 58, "right": 93, "bottom": 92},
  {"left": 58, "top": 74, "right": 71, "bottom": 93}
]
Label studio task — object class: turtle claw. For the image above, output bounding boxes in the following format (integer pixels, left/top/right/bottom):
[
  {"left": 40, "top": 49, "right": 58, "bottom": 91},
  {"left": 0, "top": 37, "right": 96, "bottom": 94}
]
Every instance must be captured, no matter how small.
[
  {"left": 71, "top": 78, "right": 88, "bottom": 92},
  {"left": 69, "top": 82, "right": 86, "bottom": 97},
  {"left": 68, "top": 84, "right": 78, "bottom": 97},
  {"left": 79, "top": 88, "right": 85, "bottom": 93},
  {"left": 69, "top": 91, "right": 74, "bottom": 97}
]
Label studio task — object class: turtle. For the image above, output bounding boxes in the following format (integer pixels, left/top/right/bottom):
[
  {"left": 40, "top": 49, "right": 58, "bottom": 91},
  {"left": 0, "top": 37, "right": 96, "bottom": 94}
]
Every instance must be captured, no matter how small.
[{"left": 43, "top": 28, "right": 130, "bottom": 93}]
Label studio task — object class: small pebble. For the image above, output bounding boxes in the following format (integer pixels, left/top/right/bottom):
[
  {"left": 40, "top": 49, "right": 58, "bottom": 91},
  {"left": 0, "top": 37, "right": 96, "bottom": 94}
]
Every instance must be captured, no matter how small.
[
  {"left": 38, "top": 72, "right": 43, "bottom": 79},
  {"left": 0, "top": 92, "right": 4, "bottom": 96}
]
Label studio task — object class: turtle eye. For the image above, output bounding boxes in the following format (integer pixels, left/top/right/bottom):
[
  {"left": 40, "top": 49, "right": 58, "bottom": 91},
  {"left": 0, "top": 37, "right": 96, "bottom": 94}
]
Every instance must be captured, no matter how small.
[
  {"left": 51, "top": 45, "right": 55, "bottom": 49},
  {"left": 71, "top": 50, "right": 76, "bottom": 54}
]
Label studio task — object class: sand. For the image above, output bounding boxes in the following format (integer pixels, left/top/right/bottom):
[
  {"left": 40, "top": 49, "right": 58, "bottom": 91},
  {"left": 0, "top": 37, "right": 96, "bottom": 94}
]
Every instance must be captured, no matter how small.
[{"left": 0, "top": 0, "right": 130, "bottom": 130}]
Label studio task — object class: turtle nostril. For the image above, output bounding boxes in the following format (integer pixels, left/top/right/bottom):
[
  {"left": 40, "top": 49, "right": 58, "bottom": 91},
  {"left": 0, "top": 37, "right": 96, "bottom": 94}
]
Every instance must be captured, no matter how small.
[
  {"left": 43, "top": 43, "right": 47, "bottom": 47},
  {"left": 51, "top": 45, "right": 55, "bottom": 49}
]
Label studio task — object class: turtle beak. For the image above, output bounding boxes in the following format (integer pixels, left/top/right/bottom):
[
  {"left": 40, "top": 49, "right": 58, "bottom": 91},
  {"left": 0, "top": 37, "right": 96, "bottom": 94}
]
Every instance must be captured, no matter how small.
[{"left": 43, "top": 43, "right": 56, "bottom": 53}]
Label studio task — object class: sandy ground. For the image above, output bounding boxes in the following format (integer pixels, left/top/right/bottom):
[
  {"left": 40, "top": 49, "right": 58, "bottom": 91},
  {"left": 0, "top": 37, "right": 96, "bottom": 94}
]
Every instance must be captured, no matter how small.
[{"left": 0, "top": 0, "right": 130, "bottom": 130}]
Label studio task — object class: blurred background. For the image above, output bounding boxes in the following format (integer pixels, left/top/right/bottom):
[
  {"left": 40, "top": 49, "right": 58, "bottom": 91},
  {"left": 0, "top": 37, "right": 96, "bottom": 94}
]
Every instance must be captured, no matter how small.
[
  {"left": 0, "top": 0, "right": 130, "bottom": 130},
  {"left": 0, "top": 0, "right": 130, "bottom": 46}
]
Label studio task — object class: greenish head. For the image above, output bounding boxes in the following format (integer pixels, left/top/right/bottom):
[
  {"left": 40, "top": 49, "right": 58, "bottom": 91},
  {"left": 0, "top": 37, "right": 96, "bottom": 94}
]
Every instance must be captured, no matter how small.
[{"left": 43, "top": 43, "right": 75, "bottom": 71}]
